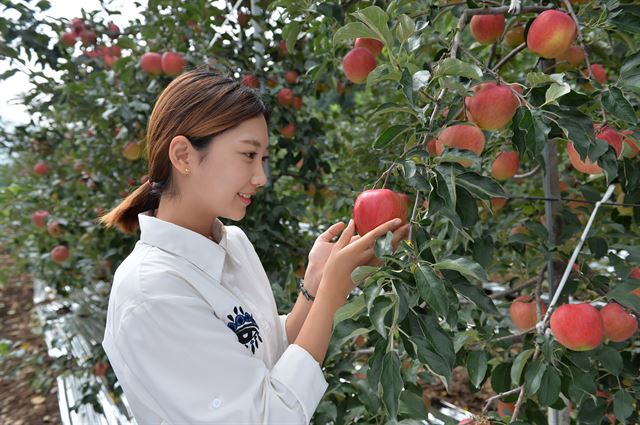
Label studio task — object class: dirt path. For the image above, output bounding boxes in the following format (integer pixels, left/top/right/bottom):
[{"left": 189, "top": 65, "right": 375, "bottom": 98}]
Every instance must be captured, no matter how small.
[{"left": 0, "top": 253, "right": 62, "bottom": 425}]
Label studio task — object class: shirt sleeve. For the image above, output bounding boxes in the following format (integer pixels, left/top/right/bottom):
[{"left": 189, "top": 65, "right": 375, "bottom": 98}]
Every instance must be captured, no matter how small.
[
  {"left": 279, "top": 313, "right": 290, "bottom": 347},
  {"left": 112, "top": 295, "right": 328, "bottom": 425}
]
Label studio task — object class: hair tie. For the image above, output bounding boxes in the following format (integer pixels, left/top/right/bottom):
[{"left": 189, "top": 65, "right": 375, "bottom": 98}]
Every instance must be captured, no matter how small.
[{"left": 146, "top": 179, "right": 153, "bottom": 189}]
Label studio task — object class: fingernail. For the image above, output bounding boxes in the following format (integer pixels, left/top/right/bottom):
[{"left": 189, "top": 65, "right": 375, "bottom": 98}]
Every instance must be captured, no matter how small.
[{"left": 348, "top": 219, "right": 353, "bottom": 226}]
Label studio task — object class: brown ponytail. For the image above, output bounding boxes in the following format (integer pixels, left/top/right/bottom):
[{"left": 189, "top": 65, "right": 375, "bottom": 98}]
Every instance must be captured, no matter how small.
[{"left": 99, "top": 67, "right": 267, "bottom": 234}]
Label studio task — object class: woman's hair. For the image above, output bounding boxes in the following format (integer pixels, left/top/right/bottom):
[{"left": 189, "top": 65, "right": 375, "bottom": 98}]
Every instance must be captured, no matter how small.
[{"left": 99, "top": 67, "right": 268, "bottom": 234}]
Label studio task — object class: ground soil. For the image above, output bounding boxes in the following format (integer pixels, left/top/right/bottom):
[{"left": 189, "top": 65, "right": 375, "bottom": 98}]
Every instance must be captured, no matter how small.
[{"left": 0, "top": 253, "right": 62, "bottom": 425}]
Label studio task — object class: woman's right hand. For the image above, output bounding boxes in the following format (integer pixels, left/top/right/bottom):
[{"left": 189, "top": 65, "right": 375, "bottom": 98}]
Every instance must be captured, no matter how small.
[{"left": 317, "top": 218, "right": 410, "bottom": 303}]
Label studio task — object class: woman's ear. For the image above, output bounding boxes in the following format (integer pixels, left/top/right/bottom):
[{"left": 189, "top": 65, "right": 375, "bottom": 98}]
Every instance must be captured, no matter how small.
[{"left": 168, "top": 135, "right": 193, "bottom": 174}]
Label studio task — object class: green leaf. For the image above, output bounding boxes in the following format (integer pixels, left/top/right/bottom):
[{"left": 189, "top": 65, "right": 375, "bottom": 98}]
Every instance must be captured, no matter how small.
[
  {"left": 334, "top": 294, "right": 366, "bottom": 327},
  {"left": 372, "top": 102, "right": 416, "bottom": 118},
  {"left": 434, "top": 58, "right": 483, "bottom": 80},
  {"left": 412, "top": 70, "right": 431, "bottom": 92},
  {"left": 511, "top": 108, "right": 550, "bottom": 158},
  {"left": 594, "top": 345, "right": 623, "bottom": 376},
  {"left": 552, "top": 105, "right": 597, "bottom": 157},
  {"left": 381, "top": 351, "right": 402, "bottom": 420},
  {"left": 587, "top": 236, "right": 608, "bottom": 259},
  {"left": 602, "top": 87, "right": 637, "bottom": 124},
  {"left": 613, "top": 390, "right": 634, "bottom": 421},
  {"left": 511, "top": 349, "right": 534, "bottom": 385},
  {"left": 374, "top": 231, "right": 394, "bottom": 258},
  {"left": 414, "top": 263, "right": 449, "bottom": 318},
  {"left": 537, "top": 367, "right": 561, "bottom": 406},
  {"left": 544, "top": 82, "right": 571, "bottom": 105},
  {"left": 399, "top": 390, "right": 428, "bottom": 418},
  {"left": 333, "top": 22, "right": 378, "bottom": 45},
  {"left": 370, "top": 296, "right": 394, "bottom": 337},
  {"left": 434, "top": 256, "right": 487, "bottom": 282},
  {"left": 467, "top": 350, "right": 488, "bottom": 388},
  {"left": 351, "top": 6, "right": 393, "bottom": 48},
  {"left": 401, "top": 68, "right": 413, "bottom": 105},
  {"left": 453, "top": 282, "right": 499, "bottom": 314},
  {"left": 524, "top": 359, "right": 547, "bottom": 395},
  {"left": 282, "top": 22, "right": 301, "bottom": 53},
  {"left": 620, "top": 50, "right": 640, "bottom": 94},
  {"left": 396, "top": 14, "right": 416, "bottom": 43},
  {"left": 491, "top": 362, "right": 512, "bottom": 393},
  {"left": 607, "top": 280, "right": 640, "bottom": 312},
  {"left": 367, "top": 338, "right": 387, "bottom": 392},
  {"left": 352, "top": 266, "right": 378, "bottom": 286},
  {"left": 527, "top": 72, "right": 565, "bottom": 87},
  {"left": 456, "top": 172, "right": 506, "bottom": 199},
  {"left": 373, "top": 125, "right": 410, "bottom": 148},
  {"left": 366, "top": 64, "right": 402, "bottom": 88}
]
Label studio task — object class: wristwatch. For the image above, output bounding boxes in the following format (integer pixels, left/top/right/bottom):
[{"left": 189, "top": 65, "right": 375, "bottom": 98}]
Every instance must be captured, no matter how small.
[{"left": 298, "top": 279, "right": 316, "bottom": 302}]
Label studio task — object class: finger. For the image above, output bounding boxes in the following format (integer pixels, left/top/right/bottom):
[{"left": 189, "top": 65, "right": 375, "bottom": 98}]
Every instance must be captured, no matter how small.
[
  {"left": 335, "top": 219, "right": 356, "bottom": 249},
  {"left": 360, "top": 218, "right": 404, "bottom": 245},
  {"left": 319, "top": 221, "right": 346, "bottom": 241},
  {"left": 391, "top": 223, "right": 411, "bottom": 250},
  {"left": 349, "top": 235, "right": 361, "bottom": 244}
]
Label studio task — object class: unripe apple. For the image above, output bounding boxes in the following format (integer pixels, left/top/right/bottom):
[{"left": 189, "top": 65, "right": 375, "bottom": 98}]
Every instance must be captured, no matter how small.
[
  {"left": 527, "top": 10, "right": 577, "bottom": 59},
  {"left": 139, "top": 52, "right": 163, "bottom": 75},
  {"left": 31, "top": 210, "right": 50, "bottom": 228},
  {"left": 503, "top": 24, "right": 525, "bottom": 48},
  {"left": 292, "top": 96, "right": 303, "bottom": 110},
  {"left": 582, "top": 64, "right": 606, "bottom": 84},
  {"left": 469, "top": 14, "right": 505, "bottom": 45},
  {"left": 342, "top": 47, "right": 377, "bottom": 84},
  {"left": 438, "top": 124, "right": 485, "bottom": 165},
  {"left": 465, "top": 82, "right": 519, "bottom": 130},
  {"left": 284, "top": 70, "right": 298, "bottom": 85},
  {"left": 276, "top": 88, "right": 294, "bottom": 107},
  {"left": 600, "top": 303, "right": 638, "bottom": 342},
  {"left": 550, "top": 303, "right": 603, "bottom": 351},
  {"left": 353, "top": 189, "right": 408, "bottom": 236},
  {"left": 567, "top": 141, "right": 602, "bottom": 175},
  {"left": 241, "top": 74, "right": 259, "bottom": 88},
  {"left": 497, "top": 400, "right": 515, "bottom": 418},
  {"left": 510, "top": 296, "right": 548, "bottom": 331},
  {"left": 122, "top": 141, "right": 143, "bottom": 160},
  {"left": 60, "top": 31, "right": 76, "bottom": 46},
  {"left": 281, "top": 123, "right": 295, "bottom": 139},
  {"left": 34, "top": 162, "right": 49, "bottom": 176},
  {"left": 491, "top": 151, "right": 520, "bottom": 181},
  {"left": 354, "top": 38, "right": 384, "bottom": 57},
  {"left": 556, "top": 45, "right": 585, "bottom": 68},
  {"left": 47, "top": 221, "right": 63, "bottom": 238},
  {"left": 426, "top": 138, "right": 443, "bottom": 157},
  {"left": 51, "top": 245, "right": 70, "bottom": 263},
  {"left": 161, "top": 52, "right": 186, "bottom": 76}
]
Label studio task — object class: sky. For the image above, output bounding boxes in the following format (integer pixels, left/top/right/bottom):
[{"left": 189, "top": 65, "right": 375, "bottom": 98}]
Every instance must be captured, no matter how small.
[{"left": 0, "top": 0, "right": 147, "bottom": 128}]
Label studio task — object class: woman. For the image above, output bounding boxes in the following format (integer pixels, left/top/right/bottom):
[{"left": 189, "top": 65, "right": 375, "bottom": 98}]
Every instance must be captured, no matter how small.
[{"left": 99, "top": 68, "right": 409, "bottom": 424}]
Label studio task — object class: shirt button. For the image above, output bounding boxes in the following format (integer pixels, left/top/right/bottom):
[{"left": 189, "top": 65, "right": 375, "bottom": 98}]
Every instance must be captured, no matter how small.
[{"left": 212, "top": 398, "right": 222, "bottom": 409}]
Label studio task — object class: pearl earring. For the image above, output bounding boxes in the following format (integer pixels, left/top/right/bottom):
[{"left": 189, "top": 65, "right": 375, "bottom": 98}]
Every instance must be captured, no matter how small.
[{"left": 185, "top": 168, "right": 190, "bottom": 174}]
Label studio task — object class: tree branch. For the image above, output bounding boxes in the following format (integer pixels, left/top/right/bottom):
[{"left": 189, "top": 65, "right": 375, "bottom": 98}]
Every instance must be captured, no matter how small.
[{"left": 492, "top": 42, "right": 527, "bottom": 71}]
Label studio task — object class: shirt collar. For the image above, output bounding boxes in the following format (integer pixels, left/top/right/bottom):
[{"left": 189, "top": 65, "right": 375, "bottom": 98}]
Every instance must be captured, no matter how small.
[{"left": 138, "top": 210, "right": 227, "bottom": 283}]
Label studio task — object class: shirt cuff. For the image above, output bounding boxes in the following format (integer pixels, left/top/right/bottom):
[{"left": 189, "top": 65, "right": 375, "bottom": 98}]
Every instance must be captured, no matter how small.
[
  {"left": 279, "top": 313, "right": 290, "bottom": 347},
  {"left": 271, "top": 344, "right": 328, "bottom": 423}
]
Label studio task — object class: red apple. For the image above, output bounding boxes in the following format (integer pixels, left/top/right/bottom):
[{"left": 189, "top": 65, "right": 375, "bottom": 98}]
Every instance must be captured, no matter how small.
[
  {"left": 567, "top": 141, "right": 602, "bottom": 175},
  {"left": 465, "top": 82, "right": 520, "bottom": 130},
  {"left": 241, "top": 74, "right": 259, "bottom": 88},
  {"left": 33, "top": 162, "right": 49, "bottom": 176},
  {"left": 51, "top": 245, "right": 70, "bottom": 263},
  {"left": 353, "top": 189, "right": 408, "bottom": 236},
  {"left": 527, "top": 10, "right": 577, "bottom": 59},
  {"left": 438, "top": 124, "right": 486, "bottom": 164},
  {"left": 278, "top": 40, "right": 288, "bottom": 55},
  {"left": 139, "top": 52, "right": 163, "bottom": 75},
  {"left": 491, "top": 151, "right": 520, "bottom": 181},
  {"left": 106, "top": 21, "right": 120, "bottom": 39},
  {"left": 80, "top": 29, "right": 96, "bottom": 47},
  {"left": 161, "top": 52, "right": 186, "bottom": 76},
  {"left": 469, "top": 14, "right": 505, "bottom": 45},
  {"left": 582, "top": 64, "right": 606, "bottom": 84},
  {"left": 426, "top": 138, "right": 443, "bottom": 157},
  {"left": 497, "top": 400, "right": 515, "bottom": 418},
  {"left": 550, "top": 303, "right": 604, "bottom": 351},
  {"left": 281, "top": 123, "right": 295, "bottom": 139},
  {"left": 597, "top": 127, "right": 623, "bottom": 157},
  {"left": 237, "top": 11, "right": 249, "bottom": 28},
  {"left": 354, "top": 38, "right": 384, "bottom": 57},
  {"left": 31, "top": 210, "right": 50, "bottom": 228},
  {"left": 277, "top": 88, "right": 294, "bottom": 107},
  {"left": 94, "top": 361, "right": 109, "bottom": 377},
  {"left": 60, "top": 31, "right": 76, "bottom": 46},
  {"left": 556, "top": 45, "right": 585, "bottom": 68},
  {"left": 285, "top": 70, "right": 298, "bottom": 85},
  {"left": 510, "top": 296, "right": 547, "bottom": 331},
  {"left": 292, "top": 96, "right": 303, "bottom": 110},
  {"left": 70, "top": 18, "right": 85, "bottom": 36},
  {"left": 600, "top": 303, "right": 638, "bottom": 342},
  {"left": 122, "top": 141, "right": 143, "bottom": 160},
  {"left": 108, "top": 45, "right": 121, "bottom": 58},
  {"left": 621, "top": 130, "right": 639, "bottom": 158},
  {"left": 47, "top": 221, "right": 63, "bottom": 238},
  {"left": 491, "top": 197, "right": 507, "bottom": 210},
  {"left": 342, "top": 47, "right": 377, "bottom": 84}
]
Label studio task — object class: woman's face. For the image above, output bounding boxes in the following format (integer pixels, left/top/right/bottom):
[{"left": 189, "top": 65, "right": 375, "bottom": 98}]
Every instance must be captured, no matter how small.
[{"left": 186, "top": 115, "right": 270, "bottom": 221}]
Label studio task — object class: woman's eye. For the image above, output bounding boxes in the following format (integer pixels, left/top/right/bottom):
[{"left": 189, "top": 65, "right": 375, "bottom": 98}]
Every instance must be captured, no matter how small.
[{"left": 244, "top": 152, "right": 257, "bottom": 159}]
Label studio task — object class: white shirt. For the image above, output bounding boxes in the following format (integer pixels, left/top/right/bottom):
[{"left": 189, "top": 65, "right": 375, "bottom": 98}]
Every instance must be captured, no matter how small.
[{"left": 102, "top": 210, "right": 328, "bottom": 424}]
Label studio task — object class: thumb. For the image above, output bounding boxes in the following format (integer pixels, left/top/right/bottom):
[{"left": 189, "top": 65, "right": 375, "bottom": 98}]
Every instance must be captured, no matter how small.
[{"left": 335, "top": 219, "right": 355, "bottom": 249}]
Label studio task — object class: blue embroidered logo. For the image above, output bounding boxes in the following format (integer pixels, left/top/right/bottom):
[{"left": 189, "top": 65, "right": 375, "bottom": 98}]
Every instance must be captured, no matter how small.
[{"left": 226, "top": 306, "right": 262, "bottom": 354}]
